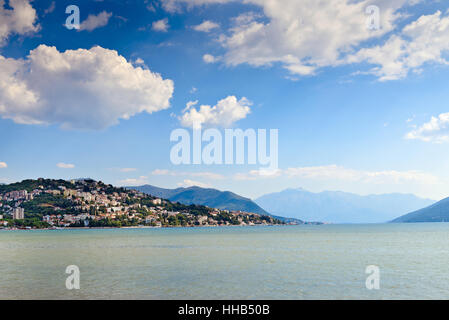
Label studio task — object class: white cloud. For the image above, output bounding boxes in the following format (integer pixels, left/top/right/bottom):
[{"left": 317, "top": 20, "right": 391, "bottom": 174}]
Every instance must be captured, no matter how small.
[
  {"left": 0, "top": 45, "right": 174, "bottom": 130},
  {"left": 145, "top": 0, "right": 157, "bottom": 12},
  {"left": 57, "top": 162, "right": 75, "bottom": 169},
  {"left": 177, "top": 179, "right": 212, "bottom": 188},
  {"left": 151, "top": 169, "right": 225, "bottom": 180},
  {"left": 235, "top": 165, "right": 438, "bottom": 185},
  {"left": 79, "top": 11, "right": 112, "bottom": 32},
  {"left": 43, "top": 1, "right": 55, "bottom": 15},
  {"left": 108, "top": 167, "right": 138, "bottom": 173},
  {"left": 180, "top": 95, "right": 251, "bottom": 128},
  {"left": 203, "top": 54, "right": 218, "bottom": 64},
  {"left": 164, "top": 0, "right": 406, "bottom": 70},
  {"left": 152, "top": 18, "right": 169, "bottom": 32},
  {"left": 118, "top": 168, "right": 137, "bottom": 172},
  {"left": 348, "top": 11, "right": 449, "bottom": 81},
  {"left": 0, "top": 162, "right": 7, "bottom": 168},
  {"left": 0, "top": 0, "right": 39, "bottom": 46},
  {"left": 118, "top": 176, "right": 149, "bottom": 186},
  {"left": 188, "top": 172, "right": 224, "bottom": 180},
  {"left": 234, "top": 169, "right": 282, "bottom": 180},
  {"left": 193, "top": 20, "right": 219, "bottom": 32},
  {"left": 406, "top": 113, "right": 449, "bottom": 143},
  {"left": 283, "top": 165, "right": 438, "bottom": 185},
  {"left": 182, "top": 100, "right": 198, "bottom": 113},
  {"left": 161, "top": 0, "right": 447, "bottom": 81},
  {"left": 152, "top": 169, "right": 171, "bottom": 176},
  {"left": 161, "top": 0, "right": 230, "bottom": 12},
  {"left": 218, "top": 0, "right": 416, "bottom": 77},
  {"left": 406, "top": 116, "right": 415, "bottom": 123},
  {"left": 285, "top": 165, "right": 438, "bottom": 184},
  {"left": 133, "top": 58, "right": 145, "bottom": 66}
]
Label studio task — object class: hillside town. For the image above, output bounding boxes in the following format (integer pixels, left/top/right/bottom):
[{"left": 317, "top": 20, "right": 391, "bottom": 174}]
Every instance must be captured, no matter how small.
[{"left": 0, "top": 179, "right": 283, "bottom": 230}]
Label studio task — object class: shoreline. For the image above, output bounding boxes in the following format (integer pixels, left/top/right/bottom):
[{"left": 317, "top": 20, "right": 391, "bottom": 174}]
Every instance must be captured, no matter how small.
[{"left": 0, "top": 223, "right": 298, "bottom": 231}]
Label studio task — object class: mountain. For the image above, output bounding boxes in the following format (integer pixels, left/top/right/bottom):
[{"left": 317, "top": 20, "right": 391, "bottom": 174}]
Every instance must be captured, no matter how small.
[
  {"left": 391, "top": 197, "right": 449, "bottom": 223},
  {"left": 254, "top": 188, "right": 435, "bottom": 223},
  {"left": 128, "top": 185, "right": 271, "bottom": 216}
]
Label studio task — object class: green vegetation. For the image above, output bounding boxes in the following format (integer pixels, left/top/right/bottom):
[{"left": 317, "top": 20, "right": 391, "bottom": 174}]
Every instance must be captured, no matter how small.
[{"left": 0, "top": 179, "right": 284, "bottom": 229}]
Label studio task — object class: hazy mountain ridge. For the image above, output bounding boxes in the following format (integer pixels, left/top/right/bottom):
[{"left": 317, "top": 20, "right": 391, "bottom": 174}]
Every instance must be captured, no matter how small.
[
  {"left": 392, "top": 197, "right": 449, "bottom": 223},
  {"left": 255, "top": 188, "right": 435, "bottom": 223}
]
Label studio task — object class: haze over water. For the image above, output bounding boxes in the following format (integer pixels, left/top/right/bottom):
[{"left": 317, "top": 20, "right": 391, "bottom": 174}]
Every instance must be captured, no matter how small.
[{"left": 1, "top": 224, "right": 449, "bottom": 300}]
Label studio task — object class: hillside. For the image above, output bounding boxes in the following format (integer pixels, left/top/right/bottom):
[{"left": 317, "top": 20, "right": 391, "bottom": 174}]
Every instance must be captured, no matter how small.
[
  {"left": 391, "top": 197, "right": 449, "bottom": 223},
  {"left": 0, "top": 179, "right": 283, "bottom": 229},
  {"left": 127, "top": 185, "right": 270, "bottom": 215},
  {"left": 255, "top": 188, "right": 435, "bottom": 223}
]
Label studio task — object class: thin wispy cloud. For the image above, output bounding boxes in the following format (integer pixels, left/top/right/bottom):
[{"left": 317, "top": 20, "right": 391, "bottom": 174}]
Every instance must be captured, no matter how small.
[
  {"left": 110, "top": 168, "right": 138, "bottom": 173},
  {"left": 177, "top": 179, "right": 212, "bottom": 188},
  {"left": 235, "top": 165, "right": 438, "bottom": 186},
  {"left": 79, "top": 11, "right": 113, "bottom": 32},
  {"left": 193, "top": 20, "right": 219, "bottom": 32},
  {"left": 118, "top": 176, "right": 149, "bottom": 186},
  {"left": 43, "top": 1, "right": 56, "bottom": 15},
  {"left": 57, "top": 162, "right": 75, "bottom": 169},
  {"left": 151, "top": 169, "right": 225, "bottom": 180}
]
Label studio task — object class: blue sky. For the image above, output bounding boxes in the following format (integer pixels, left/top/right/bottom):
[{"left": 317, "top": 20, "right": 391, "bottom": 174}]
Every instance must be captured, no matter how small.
[{"left": 2, "top": 0, "right": 449, "bottom": 200}]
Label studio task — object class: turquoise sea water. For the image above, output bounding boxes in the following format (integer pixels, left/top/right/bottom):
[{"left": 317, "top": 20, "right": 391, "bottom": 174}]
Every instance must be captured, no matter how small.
[{"left": 1, "top": 223, "right": 449, "bottom": 300}]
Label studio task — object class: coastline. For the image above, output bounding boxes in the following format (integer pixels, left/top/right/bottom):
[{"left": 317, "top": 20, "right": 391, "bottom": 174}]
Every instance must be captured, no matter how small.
[{"left": 0, "top": 223, "right": 294, "bottom": 231}]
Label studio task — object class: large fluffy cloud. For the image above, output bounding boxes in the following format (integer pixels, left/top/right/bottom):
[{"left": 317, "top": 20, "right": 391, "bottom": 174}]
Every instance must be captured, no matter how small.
[
  {"left": 0, "top": 45, "right": 174, "bottom": 129},
  {"left": 162, "top": 0, "right": 448, "bottom": 81},
  {"left": 348, "top": 10, "right": 449, "bottom": 81},
  {"left": 218, "top": 0, "right": 405, "bottom": 75},
  {"left": 0, "top": 0, "right": 39, "bottom": 46},
  {"left": 180, "top": 96, "right": 251, "bottom": 128}
]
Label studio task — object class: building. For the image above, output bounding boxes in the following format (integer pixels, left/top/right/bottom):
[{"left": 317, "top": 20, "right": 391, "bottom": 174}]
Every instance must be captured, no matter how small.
[
  {"left": 13, "top": 207, "right": 25, "bottom": 220},
  {"left": 152, "top": 198, "right": 162, "bottom": 205},
  {"left": 64, "top": 189, "right": 77, "bottom": 197}
]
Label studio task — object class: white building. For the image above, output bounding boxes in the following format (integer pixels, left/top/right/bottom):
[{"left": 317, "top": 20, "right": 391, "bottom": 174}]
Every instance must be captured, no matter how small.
[{"left": 13, "top": 207, "right": 25, "bottom": 220}]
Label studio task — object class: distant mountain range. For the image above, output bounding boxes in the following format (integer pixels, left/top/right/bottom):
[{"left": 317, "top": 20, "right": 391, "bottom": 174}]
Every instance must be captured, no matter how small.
[
  {"left": 128, "top": 184, "right": 276, "bottom": 216},
  {"left": 128, "top": 184, "right": 438, "bottom": 224},
  {"left": 255, "top": 188, "right": 435, "bottom": 223},
  {"left": 392, "top": 197, "right": 449, "bottom": 223}
]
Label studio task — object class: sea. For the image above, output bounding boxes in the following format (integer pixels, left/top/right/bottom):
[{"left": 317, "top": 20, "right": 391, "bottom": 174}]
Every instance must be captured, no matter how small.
[{"left": 1, "top": 223, "right": 449, "bottom": 300}]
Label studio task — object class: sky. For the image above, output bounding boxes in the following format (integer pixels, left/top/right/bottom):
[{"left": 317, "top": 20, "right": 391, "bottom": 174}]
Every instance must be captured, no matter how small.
[{"left": 2, "top": 0, "right": 449, "bottom": 200}]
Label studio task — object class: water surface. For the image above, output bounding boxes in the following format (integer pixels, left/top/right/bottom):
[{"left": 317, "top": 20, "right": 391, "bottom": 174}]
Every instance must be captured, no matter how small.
[{"left": 1, "top": 224, "right": 448, "bottom": 299}]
